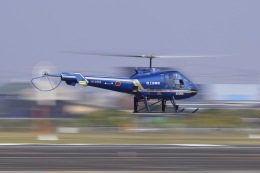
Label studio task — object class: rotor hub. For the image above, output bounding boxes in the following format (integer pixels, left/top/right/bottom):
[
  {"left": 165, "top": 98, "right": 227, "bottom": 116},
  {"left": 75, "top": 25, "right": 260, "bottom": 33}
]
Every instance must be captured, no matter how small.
[
  {"left": 42, "top": 71, "right": 49, "bottom": 76},
  {"left": 141, "top": 54, "right": 157, "bottom": 58}
]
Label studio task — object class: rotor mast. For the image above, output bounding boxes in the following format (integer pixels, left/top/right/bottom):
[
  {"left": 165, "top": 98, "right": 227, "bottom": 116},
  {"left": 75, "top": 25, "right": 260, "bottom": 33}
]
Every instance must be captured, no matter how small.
[{"left": 141, "top": 54, "right": 156, "bottom": 68}]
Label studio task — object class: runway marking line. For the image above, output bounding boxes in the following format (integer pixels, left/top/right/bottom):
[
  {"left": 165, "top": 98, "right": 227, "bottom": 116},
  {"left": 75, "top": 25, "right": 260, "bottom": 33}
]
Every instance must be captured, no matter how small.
[
  {"left": 3, "top": 152, "right": 260, "bottom": 155},
  {"left": 2, "top": 171, "right": 260, "bottom": 173},
  {"left": 1, "top": 156, "right": 260, "bottom": 159}
]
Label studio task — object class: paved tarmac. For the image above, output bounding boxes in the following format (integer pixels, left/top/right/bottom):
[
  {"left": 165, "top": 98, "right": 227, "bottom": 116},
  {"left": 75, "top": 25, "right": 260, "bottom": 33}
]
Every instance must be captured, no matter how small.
[{"left": 0, "top": 144, "right": 260, "bottom": 172}]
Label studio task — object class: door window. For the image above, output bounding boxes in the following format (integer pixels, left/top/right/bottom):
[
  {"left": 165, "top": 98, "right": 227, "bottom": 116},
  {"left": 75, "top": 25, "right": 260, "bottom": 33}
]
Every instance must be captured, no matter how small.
[
  {"left": 161, "top": 74, "right": 168, "bottom": 88},
  {"left": 168, "top": 73, "right": 184, "bottom": 88}
]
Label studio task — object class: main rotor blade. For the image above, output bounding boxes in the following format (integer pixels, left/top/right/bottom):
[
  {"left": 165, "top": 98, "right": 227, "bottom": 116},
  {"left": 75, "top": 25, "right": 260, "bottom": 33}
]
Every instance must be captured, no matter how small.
[
  {"left": 60, "top": 51, "right": 143, "bottom": 57},
  {"left": 157, "top": 55, "right": 229, "bottom": 58},
  {"left": 61, "top": 51, "right": 230, "bottom": 59}
]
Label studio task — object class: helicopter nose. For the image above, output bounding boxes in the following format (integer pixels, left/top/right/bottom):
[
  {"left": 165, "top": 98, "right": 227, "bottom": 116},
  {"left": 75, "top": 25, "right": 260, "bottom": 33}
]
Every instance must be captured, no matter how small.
[
  {"left": 189, "top": 85, "right": 199, "bottom": 97},
  {"left": 190, "top": 88, "right": 198, "bottom": 97}
]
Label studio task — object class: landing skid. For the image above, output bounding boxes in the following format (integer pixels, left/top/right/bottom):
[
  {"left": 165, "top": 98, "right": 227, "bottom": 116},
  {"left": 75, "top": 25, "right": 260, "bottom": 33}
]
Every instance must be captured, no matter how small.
[
  {"left": 192, "top": 108, "right": 199, "bottom": 113},
  {"left": 173, "top": 107, "right": 199, "bottom": 113},
  {"left": 133, "top": 96, "right": 199, "bottom": 113}
]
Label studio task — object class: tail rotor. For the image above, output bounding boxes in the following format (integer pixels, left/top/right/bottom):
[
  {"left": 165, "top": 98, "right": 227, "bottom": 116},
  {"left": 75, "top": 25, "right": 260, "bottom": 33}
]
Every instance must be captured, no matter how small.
[{"left": 31, "top": 61, "right": 62, "bottom": 91}]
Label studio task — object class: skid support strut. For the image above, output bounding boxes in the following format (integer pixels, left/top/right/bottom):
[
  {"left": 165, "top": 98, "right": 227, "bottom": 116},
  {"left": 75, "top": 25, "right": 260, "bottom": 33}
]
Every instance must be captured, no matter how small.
[
  {"left": 143, "top": 96, "right": 150, "bottom": 112},
  {"left": 162, "top": 99, "right": 166, "bottom": 112},
  {"left": 170, "top": 96, "right": 179, "bottom": 113},
  {"left": 133, "top": 96, "right": 139, "bottom": 113}
]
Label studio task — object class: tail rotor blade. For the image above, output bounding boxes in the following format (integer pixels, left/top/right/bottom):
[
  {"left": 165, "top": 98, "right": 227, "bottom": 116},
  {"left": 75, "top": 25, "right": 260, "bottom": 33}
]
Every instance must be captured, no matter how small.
[{"left": 46, "top": 76, "right": 54, "bottom": 89}]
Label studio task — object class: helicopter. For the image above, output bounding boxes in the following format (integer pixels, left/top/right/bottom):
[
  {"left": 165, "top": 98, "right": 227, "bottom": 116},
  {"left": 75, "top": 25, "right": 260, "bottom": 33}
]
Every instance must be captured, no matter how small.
[{"left": 31, "top": 53, "right": 200, "bottom": 113}]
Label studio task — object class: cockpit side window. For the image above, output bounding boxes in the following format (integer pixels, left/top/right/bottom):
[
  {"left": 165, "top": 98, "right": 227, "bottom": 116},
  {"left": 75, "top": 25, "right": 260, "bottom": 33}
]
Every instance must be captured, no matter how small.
[
  {"left": 168, "top": 73, "right": 185, "bottom": 88},
  {"left": 182, "top": 75, "right": 193, "bottom": 86}
]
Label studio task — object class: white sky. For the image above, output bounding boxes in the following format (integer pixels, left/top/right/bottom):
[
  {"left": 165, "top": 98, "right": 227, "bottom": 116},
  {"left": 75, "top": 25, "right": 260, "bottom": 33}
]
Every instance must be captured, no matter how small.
[{"left": 0, "top": 0, "right": 260, "bottom": 85}]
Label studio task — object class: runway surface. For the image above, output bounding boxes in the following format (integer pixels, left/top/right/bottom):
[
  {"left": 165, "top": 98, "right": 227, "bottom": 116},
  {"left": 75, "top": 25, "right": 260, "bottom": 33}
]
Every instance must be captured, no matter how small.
[{"left": 0, "top": 144, "right": 260, "bottom": 172}]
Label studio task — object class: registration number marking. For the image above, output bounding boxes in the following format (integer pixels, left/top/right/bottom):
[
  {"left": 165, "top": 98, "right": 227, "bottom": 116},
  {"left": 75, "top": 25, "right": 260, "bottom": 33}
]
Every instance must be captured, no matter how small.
[
  {"left": 91, "top": 80, "right": 101, "bottom": 83},
  {"left": 176, "top": 92, "right": 184, "bottom": 95}
]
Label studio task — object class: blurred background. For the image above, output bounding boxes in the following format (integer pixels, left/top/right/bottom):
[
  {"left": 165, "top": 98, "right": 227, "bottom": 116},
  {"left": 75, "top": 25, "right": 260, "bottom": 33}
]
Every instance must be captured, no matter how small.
[{"left": 0, "top": 0, "right": 260, "bottom": 144}]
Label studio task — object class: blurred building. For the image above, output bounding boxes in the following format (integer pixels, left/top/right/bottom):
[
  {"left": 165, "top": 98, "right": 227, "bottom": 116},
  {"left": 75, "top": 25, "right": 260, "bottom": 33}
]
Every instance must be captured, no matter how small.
[{"left": 0, "top": 82, "right": 105, "bottom": 118}]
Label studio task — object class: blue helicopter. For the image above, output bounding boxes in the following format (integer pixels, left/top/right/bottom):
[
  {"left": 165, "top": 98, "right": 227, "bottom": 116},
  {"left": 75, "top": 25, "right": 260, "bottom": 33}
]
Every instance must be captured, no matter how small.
[{"left": 31, "top": 53, "right": 199, "bottom": 113}]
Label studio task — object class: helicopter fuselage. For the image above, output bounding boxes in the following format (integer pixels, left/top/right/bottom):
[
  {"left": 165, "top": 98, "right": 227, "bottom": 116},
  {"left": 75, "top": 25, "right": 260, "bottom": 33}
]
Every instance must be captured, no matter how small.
[{"left": 61, "top": 68, "right": 199, "bottom": 100}]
